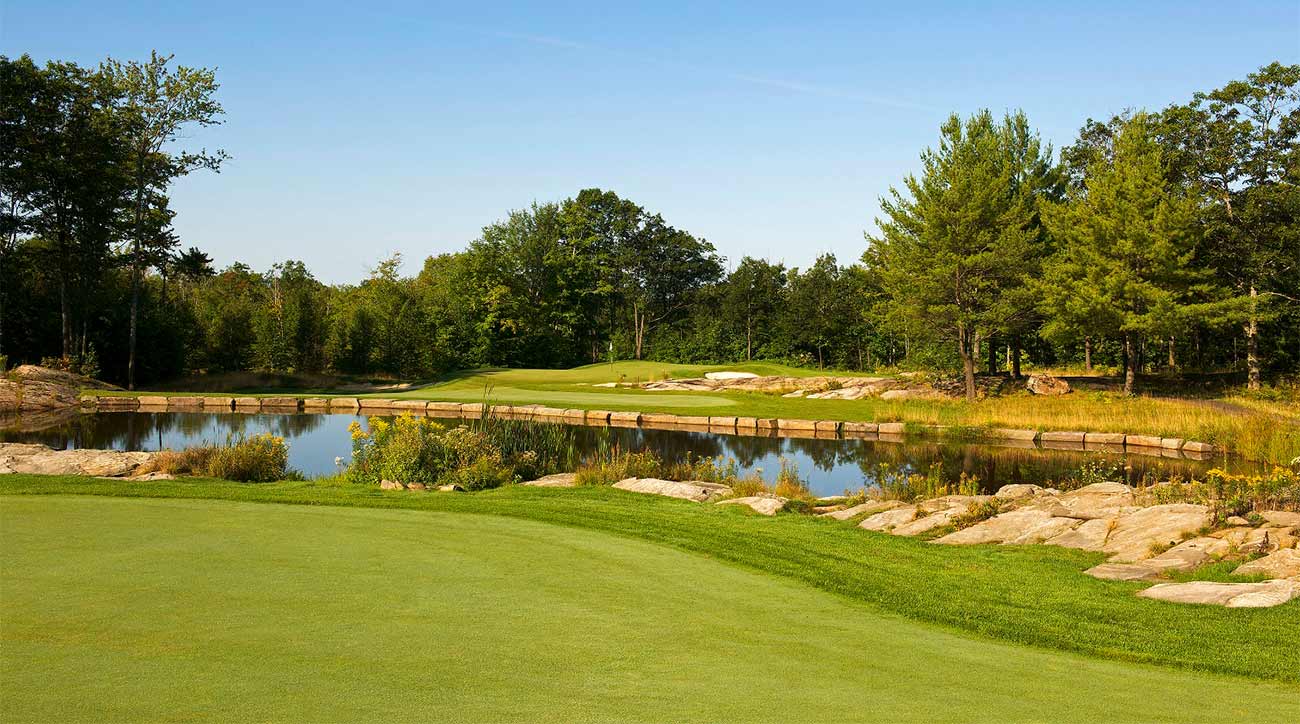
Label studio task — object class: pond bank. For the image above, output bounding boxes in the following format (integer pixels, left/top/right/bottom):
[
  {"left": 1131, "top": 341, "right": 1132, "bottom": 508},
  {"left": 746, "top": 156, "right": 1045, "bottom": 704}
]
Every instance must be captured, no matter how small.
[{"left": 80, "top": 393, "right": 1224, "bottom": 460}]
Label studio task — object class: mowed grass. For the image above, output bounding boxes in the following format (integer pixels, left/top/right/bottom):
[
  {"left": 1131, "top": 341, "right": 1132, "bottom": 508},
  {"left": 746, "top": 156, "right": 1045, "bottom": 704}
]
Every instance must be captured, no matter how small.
[
  {"left": 109, "top": 361, "right": 1300, "bottom": 463},
  {"left": 2, "top": 495, "right": 1296, "bottom": 723},
  {"left": 4, "top": 476, "right": 1298, "bottom": 687}
]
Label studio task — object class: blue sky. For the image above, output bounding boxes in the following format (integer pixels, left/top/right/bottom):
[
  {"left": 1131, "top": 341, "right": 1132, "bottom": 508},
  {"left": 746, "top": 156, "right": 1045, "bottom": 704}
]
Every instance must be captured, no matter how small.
[{"left": 4, "top": 1, "right": 1297, "bottom": 282}]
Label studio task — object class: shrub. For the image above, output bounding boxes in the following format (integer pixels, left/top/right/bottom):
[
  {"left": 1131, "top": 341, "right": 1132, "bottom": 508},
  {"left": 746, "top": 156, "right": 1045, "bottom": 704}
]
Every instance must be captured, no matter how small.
[
  {"left": 347, "top": 416, "right": 450, "bottom": 486},
  {"left": 774, "top": 457, "right": 814, "bottom": 502},
  {"left": 346, "top": 414, "right": 541, "bottom": 491},
  {"left": 1132, "top": 467, "right": 1300, "bottom": 518},
  {"left": 206, "top": 433, "right": 292, "bottom": 482},
  {"left": 442, "top": 457, "right": 517, "bottom": 491}
]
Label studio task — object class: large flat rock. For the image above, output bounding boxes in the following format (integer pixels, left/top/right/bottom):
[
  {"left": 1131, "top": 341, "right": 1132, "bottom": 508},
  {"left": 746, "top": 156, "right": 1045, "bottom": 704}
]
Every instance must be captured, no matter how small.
[
  {"left": 1, "top": 444, "right": 154, "bottom": 477},
  {"left": 521, "top": 473, "right": 577, "bottom": 488},
  {"left": 1048, "top": 482, "right": 1136, "bottom": 519},
  {"left": 936, "top": 509, "right": 1080, "bottom": 546},
  {"left": 612, "top": 478, "right": 732, "bottom": 502},
  {"left": 1142, "top": 536, "right": 1229, "bottom": 572},
  {"left": 1085, "top": 563, "right": 1163, "bottom": 581},
  {"left": 819, "top": 499, "right": 906, "bottom": 521},
  {"left": 716, "top": 496, "right": 787, "bottom": 516},
  {"left": 859, "top": 506, "right": 919, "bottom": 532},
  {"left": 1234, "top": 549, "right": 1300, "bottom": 579},
  {"left": 890, "top": 505, "right": 970, "bottom": 536},
  {"left": 1138, "top": 580, "right": 1300, "bottom": 608},
  {"left": 1101, "top": 504, "right": 1213, "bottom": 563}
]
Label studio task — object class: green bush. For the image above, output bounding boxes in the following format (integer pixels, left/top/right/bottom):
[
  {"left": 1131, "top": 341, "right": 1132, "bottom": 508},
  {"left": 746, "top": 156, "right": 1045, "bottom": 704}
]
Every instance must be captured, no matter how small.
[
  {"left": 347, "top": 415, "right": 450, "bottom": 486},
  {"left": 346, "top": 413, "right": 574, "bottom": 490},
  {"left": 443, "top": 457, "right": 517, "bottom": 491},
  {"left": 206, "top": 434, "right": 293, "bottom": 483}
]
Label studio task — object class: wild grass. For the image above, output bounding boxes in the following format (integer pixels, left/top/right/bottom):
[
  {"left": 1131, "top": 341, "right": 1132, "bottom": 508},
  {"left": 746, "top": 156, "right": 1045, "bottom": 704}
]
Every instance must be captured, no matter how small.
[
  {"left": 773, "top": 457, "right": 814, "bottom": 501},
  {"left": 151, "top": 434, "right": 294, "bottom": 483},
  {"left": 950, "top": 498, "right": 1004, "bottom": 529},
  {"left": 869, "top": 462, "right": 982, "bottom": 502},
  {"left": 1133, "top": 467, "right": 1300, "bottom": 519},
  {"left": 206, "top": 434, "right": 295, "bottom": 482},
  {"left": 573, "top": 447, "right": 664, "bottom": 486}
]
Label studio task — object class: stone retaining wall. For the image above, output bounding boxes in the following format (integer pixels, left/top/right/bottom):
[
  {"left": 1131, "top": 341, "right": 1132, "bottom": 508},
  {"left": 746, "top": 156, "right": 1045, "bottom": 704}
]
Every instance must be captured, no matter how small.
[{"left": 79, "top": 394, "right": 1221, "bottom": 459}]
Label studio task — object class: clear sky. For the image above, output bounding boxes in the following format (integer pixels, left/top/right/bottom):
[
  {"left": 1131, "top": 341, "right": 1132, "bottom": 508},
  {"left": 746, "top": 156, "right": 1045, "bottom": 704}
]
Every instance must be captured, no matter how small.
[{"left": 4, "top": 1, "right": 1298, "bottom": 282}]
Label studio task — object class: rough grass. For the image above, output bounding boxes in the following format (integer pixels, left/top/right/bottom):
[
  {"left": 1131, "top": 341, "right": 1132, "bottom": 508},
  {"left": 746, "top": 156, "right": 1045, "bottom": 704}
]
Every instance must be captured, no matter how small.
[
  {"left": 5, "top": 495, "right": 1295, "bottom": 723},
  {"left": 103, "top": 362, "right": 1300, "bottom": 464},
  {"left": 2, "top": 475, "right": 1297, "bottom": 687}
]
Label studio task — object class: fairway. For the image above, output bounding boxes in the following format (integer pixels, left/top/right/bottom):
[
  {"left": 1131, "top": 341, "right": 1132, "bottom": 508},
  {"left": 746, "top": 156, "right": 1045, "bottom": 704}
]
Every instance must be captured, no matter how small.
[{"left": 2, "top": 496, "right": 1296, "bottom": 723}]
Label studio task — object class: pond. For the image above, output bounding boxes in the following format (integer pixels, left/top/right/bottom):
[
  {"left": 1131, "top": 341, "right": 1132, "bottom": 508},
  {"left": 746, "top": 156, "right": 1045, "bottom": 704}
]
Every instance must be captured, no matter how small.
[{"left": 1, "top": 411, "right": 1268, "bottom": 497}]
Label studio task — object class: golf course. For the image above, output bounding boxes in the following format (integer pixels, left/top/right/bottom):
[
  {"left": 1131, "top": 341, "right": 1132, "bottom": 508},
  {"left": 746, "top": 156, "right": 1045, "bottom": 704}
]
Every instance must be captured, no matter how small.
[
  {"left": 3, "top": 477, "right": 1298, "bottom": 722},
  {"left": 6, "top": 10, "right": 1300, "bottom": 721}
]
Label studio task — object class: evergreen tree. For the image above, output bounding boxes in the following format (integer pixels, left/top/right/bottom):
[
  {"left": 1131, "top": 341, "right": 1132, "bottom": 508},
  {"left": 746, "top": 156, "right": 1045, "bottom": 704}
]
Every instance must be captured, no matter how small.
[
  {"left": 869, "top": 110, "right": 1046, "bottom": 399},
  {"left": 1039, "top": 114, "right": 1202, "bottom": 395}
]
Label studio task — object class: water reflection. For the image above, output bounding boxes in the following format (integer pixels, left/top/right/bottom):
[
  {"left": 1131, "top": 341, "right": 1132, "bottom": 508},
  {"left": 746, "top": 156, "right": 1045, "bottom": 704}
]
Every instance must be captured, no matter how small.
[{"left": 2, "top": 412, "right": 1265, "bottom": 497}]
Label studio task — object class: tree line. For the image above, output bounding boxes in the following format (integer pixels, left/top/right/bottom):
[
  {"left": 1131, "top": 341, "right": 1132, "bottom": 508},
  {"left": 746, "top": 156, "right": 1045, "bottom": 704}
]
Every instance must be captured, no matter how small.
[{"left": 2, "top": 54, "right": 1296, "bottom": 395}]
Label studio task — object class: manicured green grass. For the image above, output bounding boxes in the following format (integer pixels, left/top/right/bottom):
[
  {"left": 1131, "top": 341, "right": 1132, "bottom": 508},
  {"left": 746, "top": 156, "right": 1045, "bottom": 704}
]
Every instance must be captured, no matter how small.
[
  {"left": 105, "top": 361, "right": 1300, "bottom": 463},
  {"left": 3, "top": 475, "right": 1297, "bottom": 689},
  {"left": 2, "top": 494, "right": 1295, "bottom": 723}
]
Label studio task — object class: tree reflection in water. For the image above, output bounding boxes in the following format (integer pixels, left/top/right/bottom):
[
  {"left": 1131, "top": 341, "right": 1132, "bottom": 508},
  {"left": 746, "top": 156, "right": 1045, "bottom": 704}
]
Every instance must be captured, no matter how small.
[{"left": 2, "top": 412, "right": 1265, "bottom": 496}]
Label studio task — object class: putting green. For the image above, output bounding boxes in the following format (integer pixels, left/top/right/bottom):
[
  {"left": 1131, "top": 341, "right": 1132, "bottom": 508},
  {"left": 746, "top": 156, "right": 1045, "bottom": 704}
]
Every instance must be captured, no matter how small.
[{"left": 1, "top": 496, "right": 1294, "bottom": 723}]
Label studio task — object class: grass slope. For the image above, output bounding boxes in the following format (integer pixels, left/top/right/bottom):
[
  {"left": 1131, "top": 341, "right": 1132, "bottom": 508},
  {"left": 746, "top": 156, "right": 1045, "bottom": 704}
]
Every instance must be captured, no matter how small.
[
  {"left": 3, "top": 476, "right": 1297, "bottom": 687},
  {"left": 2, "top": 495, "right": 1296, "bottom": 723},
  {"left": 108, "top": 361, "right": 1300, "bottom": 463}
]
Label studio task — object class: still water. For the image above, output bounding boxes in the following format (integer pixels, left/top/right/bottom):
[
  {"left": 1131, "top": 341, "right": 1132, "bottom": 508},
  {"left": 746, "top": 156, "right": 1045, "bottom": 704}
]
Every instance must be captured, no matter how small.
[{"left": 2, "top": 411, "right": 1265, "bottom": 497}]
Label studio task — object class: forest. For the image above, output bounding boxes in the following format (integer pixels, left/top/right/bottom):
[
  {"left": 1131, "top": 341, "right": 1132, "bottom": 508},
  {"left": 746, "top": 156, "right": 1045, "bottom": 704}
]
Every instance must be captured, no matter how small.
[{"left": 2, "top": 54, "right": 1297, "bottom": 396}]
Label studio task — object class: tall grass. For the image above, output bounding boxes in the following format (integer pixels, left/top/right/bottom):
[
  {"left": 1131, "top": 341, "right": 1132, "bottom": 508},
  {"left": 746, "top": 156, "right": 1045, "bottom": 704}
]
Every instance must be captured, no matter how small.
[
  {"left": 153, "top": 433, "right": 296, "bottom": 483},
  {"left": 869, "top": 462, "right": 981, "bottom": 502}
]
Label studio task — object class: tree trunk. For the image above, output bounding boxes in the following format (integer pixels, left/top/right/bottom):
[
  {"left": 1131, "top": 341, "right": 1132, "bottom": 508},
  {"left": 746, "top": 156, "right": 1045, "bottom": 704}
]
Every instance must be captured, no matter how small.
[
  {"left": 1245, "top": 284, "right": 1260, "bottom": 390},
  {"left": 959, "top": 327, "right": 976, "bottom": 402},
  {"left": 986, "top": 334, "right": 997, "bottom": 375},
  {"left": 1167, "top": 336, "right": 1176, "bottom": 369},
  {"left": 1123, "top": 334, "right": 1135, "bottom": 396},
  {"left": 60, "top": 276, "right": 71, "bottom": 359},
  {"left": 632, "top": 305, "right": 645, "bottom": 360},
  {"left": 745, "top": 318, "right": 753, "bottom": 361},
  {"left": 817, "top": 346, "right": 824, "bottom": 369},
  {"left": 128, "top": 249, "right": 140, "bottom": 389},
  {"left": 1011, "top": 337, "right": 1022, "bottom": 379},
  {"left": 1084, "top": 337, "right": 1093, "bottom": 372}
]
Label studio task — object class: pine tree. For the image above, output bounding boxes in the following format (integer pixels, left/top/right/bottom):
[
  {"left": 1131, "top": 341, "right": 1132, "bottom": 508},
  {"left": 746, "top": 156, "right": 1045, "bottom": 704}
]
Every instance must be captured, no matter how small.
[
  {"left": 869, "top": 110, "right": 1046, "bottom": 400},
  {"left": 1039, "top": 114, "right": 1201, "bottom": 395}
]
